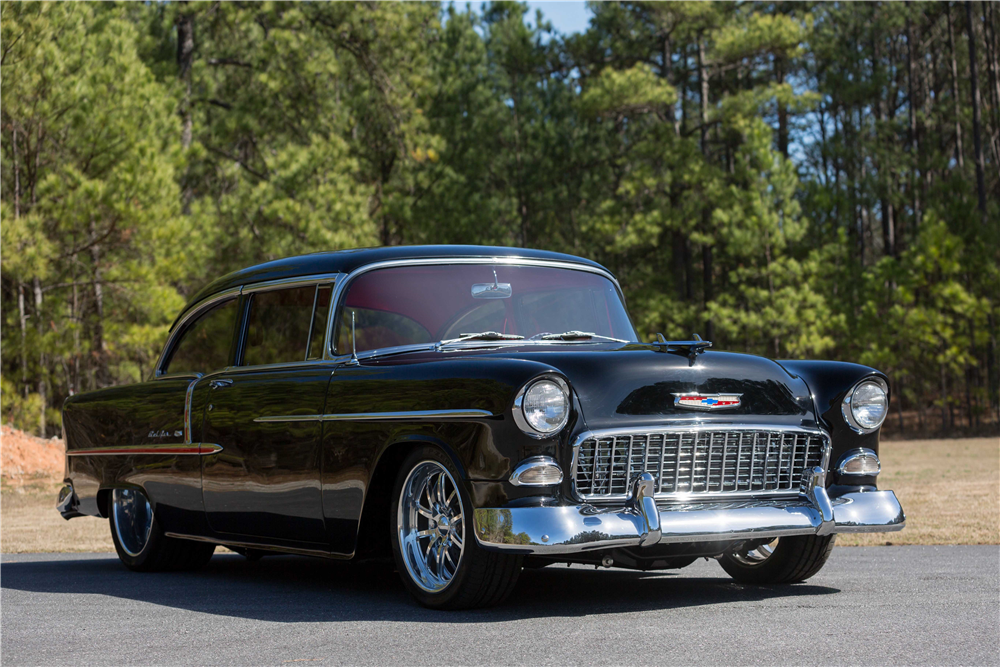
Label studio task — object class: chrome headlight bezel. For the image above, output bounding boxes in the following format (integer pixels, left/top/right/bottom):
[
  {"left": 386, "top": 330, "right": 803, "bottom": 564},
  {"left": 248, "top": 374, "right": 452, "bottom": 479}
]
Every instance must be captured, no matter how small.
[
  {"left": 513, "top": 376, "right": 570, "bottom": 439},
  {"left": 842, "top": 378, "right": 889, "bottom": 434}
]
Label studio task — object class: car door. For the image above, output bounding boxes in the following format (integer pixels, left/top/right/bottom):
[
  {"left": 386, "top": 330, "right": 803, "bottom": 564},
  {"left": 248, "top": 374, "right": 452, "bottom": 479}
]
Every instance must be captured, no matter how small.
[{"left": 199, "top": 281, "right": 334, "bottom": 545}]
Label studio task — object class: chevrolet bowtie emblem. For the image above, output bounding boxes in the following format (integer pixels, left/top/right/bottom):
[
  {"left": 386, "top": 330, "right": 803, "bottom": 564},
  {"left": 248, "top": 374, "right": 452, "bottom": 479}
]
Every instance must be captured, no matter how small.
[{"left": 672, "top": 393, "right": 742, "bottom": 410}]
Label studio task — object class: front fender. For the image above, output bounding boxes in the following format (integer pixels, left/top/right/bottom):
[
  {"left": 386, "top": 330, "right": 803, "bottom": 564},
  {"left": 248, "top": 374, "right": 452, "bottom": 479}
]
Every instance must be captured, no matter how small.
[{"left": 777, "top": 360, "right": 888, "bottom": 487}]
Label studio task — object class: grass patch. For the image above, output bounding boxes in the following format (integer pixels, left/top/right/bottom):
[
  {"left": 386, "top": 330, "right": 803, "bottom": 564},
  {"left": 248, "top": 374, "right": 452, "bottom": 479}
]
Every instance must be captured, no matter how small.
[
  {"left": 837, "top": 437, "right": 999, "bottom": 546},
  {"left": 1, "top": 479, "right": 114, "bottom": 553},
  {"left": 2, "top": 438, "right": 996, "bottom": 552}
]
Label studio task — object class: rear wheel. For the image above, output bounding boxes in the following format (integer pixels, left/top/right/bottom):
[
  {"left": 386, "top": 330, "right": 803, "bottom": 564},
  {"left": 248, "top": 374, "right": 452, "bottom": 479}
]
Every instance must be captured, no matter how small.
[
  {"left": 110, "top": 488, "right": 215, "bottom": 572},
  {"left": 390, "top": 447, "right": 522, "bottom": 609},
  {"left": 719, "top": 535, "right": 835, "bottom": 584}
]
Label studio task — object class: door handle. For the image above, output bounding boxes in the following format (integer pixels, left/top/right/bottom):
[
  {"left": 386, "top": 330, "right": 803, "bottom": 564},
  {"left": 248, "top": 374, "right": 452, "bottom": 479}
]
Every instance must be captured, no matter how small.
[{"left": 209, "top": 379, "right": 233, "bottom": 389}]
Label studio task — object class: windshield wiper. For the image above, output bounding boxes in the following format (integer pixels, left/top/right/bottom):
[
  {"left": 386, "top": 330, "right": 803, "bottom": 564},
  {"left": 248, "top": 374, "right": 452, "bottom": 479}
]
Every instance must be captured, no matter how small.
[
  {"left": 436, "top": 331, "right": 525, "bottom": 348},
  {"left": 529, "top": 331, "right": 628, "bottom": 342}
]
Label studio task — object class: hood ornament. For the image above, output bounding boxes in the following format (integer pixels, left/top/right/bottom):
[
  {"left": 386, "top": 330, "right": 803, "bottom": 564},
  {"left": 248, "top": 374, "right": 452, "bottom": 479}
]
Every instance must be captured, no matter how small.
[
  {"left": 673, "top": 393, "right": 742, "bottom": 411},
  {"left": 653, "top": 333, "right": 712, "bottom": 363}
]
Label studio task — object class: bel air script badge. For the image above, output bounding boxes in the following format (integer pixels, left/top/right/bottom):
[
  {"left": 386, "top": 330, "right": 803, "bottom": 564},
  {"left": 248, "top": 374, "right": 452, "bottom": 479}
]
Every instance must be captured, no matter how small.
[{"left": 673, "top": 393, "right": 742, "bottom": 411}]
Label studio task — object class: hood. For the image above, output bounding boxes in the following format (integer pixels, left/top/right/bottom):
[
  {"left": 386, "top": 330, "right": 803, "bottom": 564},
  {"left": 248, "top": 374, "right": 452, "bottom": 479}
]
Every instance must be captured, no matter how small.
[{"left": 374, "top": 343, "right": 816, "bottom": 431}]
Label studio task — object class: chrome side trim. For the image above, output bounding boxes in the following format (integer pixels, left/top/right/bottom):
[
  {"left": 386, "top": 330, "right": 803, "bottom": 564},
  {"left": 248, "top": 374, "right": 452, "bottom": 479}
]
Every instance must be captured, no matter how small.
[
  {"left": 163, "top": 532, "right": 353, "bottom": 560},
  {"left": 67, "top": 443, "right": 223, "bottom": 456},
  {"left": 473, "top": 489, "right": 905, "bottom": 554},
  {"left": 570, "top": 423, "right": 832, "bottom": 503},
  {"left": 253, "top": 414, "right": 324, "bottom": 423},
  {"left": 253, "top": 409, "right": 494, "bottom": 423},
  {"left": 323, "top": 256, "right": 628, "bottom": 360}
]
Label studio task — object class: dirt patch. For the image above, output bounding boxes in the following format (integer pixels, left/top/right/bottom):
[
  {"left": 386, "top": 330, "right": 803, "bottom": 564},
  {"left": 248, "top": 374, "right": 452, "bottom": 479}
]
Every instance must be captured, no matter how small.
[{"left": 1, "top": 424, "right": 64, "bottom": 485}]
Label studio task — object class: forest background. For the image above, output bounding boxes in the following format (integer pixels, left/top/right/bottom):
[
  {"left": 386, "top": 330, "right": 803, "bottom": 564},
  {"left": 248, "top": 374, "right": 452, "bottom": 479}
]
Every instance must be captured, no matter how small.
[{"left": 2, "top": 1, "right": 998, "bottom": 439}]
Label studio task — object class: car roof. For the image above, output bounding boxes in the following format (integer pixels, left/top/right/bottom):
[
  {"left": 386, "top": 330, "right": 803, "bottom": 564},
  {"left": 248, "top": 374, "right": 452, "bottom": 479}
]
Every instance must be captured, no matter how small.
[{"left": 177, "top": 245, "right": 610, "bottom": 327}]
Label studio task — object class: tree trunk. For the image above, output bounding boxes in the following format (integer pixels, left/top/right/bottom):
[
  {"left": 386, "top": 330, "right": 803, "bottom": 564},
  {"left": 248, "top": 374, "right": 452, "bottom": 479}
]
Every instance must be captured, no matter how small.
[
  {"left": 948, "top": 3, "right": 966, "bottom": 169},
  {"left": 177, "top": 5, "right": 195, "bottom": 213},
  {"left": 698, "top": 36, "right": 714, "bottom": 341},
  {"left": 989, "top": 313, "right": 999, "bottom": 421},
  {"left": 775, "top": 55, "right": 789, "bottom": 159},
  {"left": 983, "top": 3, "right": 1000, "bottom": 139},
  {"left": 32, "top": 277, "right": 46, "bottom": 437},
  {"left": 906, "top": 9, "right": 921, "bottom": 227},
  {"left": 672, "top": 231, "right": 686, "bottom": 301},
  {"left": 896, "top": 374, "right": 905, "bottom": 435},
  {"left": 939, "top": 363, "right": 949, "bottom": 433},
  {"left": 874, "top": 34, "right": 897, "bottom": 257},
  {"left": 89, "top": 221, "right": 110, "bottom": 387},
  {"left": 18, "top": 281, "right": 28, "bottom": 396},
  {"left": 662, "top": 33, "right": 678, "bottom": 134},
  {"left": 966, "top": 1, "right": 989, "bottom": 223}
]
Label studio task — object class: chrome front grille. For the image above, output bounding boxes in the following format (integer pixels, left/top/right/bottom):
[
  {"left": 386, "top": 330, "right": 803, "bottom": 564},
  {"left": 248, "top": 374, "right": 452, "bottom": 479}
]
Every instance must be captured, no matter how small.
[{"left": 573, "top": 427, "right": 829, "bottom": 501}]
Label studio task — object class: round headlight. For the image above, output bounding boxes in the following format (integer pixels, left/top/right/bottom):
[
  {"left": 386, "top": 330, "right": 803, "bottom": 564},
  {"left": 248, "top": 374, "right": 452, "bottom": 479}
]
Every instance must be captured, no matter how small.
[
  {"left": 514, "top": 378, "right": 570, "bottom": 437},
  {"left": 843, "top": 380, "right": 888, "bottom": 432}
]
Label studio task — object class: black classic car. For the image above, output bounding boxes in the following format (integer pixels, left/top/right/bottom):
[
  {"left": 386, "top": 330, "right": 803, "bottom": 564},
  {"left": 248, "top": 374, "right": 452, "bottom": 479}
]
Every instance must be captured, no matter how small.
[{"left": 59, "top": 245, "right": 904, "bottom": 609}]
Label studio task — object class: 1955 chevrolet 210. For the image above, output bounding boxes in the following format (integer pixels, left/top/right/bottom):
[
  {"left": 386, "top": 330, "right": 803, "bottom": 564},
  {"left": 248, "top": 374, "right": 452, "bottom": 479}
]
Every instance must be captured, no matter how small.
[{"left": 59, "top": 245, "right": 904, "bottom": 609}]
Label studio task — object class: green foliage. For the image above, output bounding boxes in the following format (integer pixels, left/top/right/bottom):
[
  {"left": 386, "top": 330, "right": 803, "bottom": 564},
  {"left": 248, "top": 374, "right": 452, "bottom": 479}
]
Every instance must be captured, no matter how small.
[{"left": 2, "top": 1, "right": 998, "bottom": 436}]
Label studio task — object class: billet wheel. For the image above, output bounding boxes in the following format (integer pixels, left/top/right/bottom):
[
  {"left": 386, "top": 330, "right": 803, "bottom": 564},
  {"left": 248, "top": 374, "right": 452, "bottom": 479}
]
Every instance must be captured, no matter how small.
[
  {"left": 390, "top": 446, "right": 523, "bottom": 609},
  {"left": 109, "top": 488, "right": 216, "bottom": 572},
  {"left": 112, "top": 488, "right": 153, "bottom": 557},
  {"left": 719, "top": 534, "right": 836, "bottom": 584}
]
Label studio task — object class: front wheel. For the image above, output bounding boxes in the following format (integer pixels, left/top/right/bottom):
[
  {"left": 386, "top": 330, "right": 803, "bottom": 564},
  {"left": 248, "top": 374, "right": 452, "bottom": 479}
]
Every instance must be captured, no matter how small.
[
  {"left": 110, "top": 488, "right": 215, "bottom": 572},
  {"left": 718, "top": 534, "right": 835, "bottom": 584},
  {"left": 390, "top": 447, "right": 522, "bottom": 609}
]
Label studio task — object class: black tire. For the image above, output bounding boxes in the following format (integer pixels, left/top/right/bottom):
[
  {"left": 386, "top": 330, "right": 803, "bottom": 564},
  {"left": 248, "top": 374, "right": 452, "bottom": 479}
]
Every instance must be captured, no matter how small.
[
  {"left": 719, "top": 534, "right": 836, "bottom": 584},
  {"left": 389, "top": 446, "right": 523, "bottom": 610},
  {"left": 109, "top": 489, "right": 215, "bottom": 572}
]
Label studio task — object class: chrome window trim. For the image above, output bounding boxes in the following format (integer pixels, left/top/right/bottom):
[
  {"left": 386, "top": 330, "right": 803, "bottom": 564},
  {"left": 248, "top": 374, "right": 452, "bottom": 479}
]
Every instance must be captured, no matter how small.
[
  {"left": 241, "top": 273, "right": 340, "bottom": 294},
  {"left": 240, "top": 273, "right": 344, "bottom": 368},
  {"left": 836, "top": 447, "right": 881, "bottom": 476},
  {"left": 841, "top": 377, "right": 889, "bottom": 434},
  {"left": 154, "top": 287, "right": 242, "bottom": 378},
  {"left": 569, "top": 423, "right": 832, "bottom": 503},
  {"left": 509, "top": 456, "right": 564, "bottom": 487},
  {"left": 324, "top": 257, "right": 630, "bottom": 361}
]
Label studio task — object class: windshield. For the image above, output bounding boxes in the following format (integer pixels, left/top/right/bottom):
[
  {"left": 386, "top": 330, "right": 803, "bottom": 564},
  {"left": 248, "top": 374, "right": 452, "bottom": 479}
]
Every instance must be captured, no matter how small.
[{"left": 334, "top": 264, "right": 637, "bottom": 355}]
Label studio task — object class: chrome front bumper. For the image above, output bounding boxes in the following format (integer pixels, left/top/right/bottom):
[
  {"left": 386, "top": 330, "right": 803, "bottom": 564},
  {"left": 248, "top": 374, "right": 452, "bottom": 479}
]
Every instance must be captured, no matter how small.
[{"left": 474, "top": 469, "right": 905, "bottom": 555}]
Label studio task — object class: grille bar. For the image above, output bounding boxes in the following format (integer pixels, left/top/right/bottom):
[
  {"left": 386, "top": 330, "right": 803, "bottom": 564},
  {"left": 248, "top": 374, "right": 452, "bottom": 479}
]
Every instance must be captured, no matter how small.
[{"left": 573, "top": 427, "right": 828, "bottom": 501}]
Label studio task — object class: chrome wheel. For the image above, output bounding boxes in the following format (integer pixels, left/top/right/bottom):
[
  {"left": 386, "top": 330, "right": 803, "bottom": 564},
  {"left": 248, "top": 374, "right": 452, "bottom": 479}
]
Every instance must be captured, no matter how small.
[
  {"left": 112, "top": 488, "right": 153, "bottom": 557},
  {"left": 730, "top": 538, "right": 778, "bottom": 566},
  {"left": 397, "top": 461, "right": 466, "bottom": 593}
]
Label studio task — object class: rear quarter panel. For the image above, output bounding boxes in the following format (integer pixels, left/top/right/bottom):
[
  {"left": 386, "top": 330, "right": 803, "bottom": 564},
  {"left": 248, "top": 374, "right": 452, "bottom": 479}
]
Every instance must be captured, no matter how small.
[{"left": 61, "top": 379, "right": 206, "bottom": 531}]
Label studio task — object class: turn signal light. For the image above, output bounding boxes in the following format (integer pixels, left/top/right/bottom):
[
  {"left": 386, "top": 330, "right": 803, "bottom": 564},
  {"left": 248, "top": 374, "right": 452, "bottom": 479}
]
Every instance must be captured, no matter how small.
[
  {"left": 837, "top": 449, "right": 881, "bottom": 476},
  {"left": 509, "top": 456, "right": 563, "bottom": 487}
]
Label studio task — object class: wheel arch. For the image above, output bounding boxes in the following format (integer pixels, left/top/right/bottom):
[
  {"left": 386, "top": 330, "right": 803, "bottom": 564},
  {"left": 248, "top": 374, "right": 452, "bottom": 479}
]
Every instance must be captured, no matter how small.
[{"left": 353, "top": 435, "right": 470, "bottom": 562}]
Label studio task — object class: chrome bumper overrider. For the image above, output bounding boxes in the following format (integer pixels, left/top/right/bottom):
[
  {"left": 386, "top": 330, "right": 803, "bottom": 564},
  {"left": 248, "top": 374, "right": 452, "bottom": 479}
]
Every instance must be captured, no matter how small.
[{"left": 474, "top": 470, "right": 905, "bottom": 555}]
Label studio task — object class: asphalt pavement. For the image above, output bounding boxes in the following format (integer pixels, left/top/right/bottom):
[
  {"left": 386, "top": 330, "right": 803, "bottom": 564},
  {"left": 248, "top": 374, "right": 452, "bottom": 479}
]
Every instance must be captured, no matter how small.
[{"left": 2, "top": 545, "right": 998, "bottom": 666}]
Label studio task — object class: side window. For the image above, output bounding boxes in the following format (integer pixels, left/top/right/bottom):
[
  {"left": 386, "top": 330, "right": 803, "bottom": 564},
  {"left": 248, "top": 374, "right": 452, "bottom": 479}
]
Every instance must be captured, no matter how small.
[
  {"left": 164, "top": 299, "right": 238, "bottom": 375},
  {"left": 336, "top": 307, "right": 433, "bottom": 355},
  {"left": 243, "top": 285, "right": 331, "bottom": 366}
]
